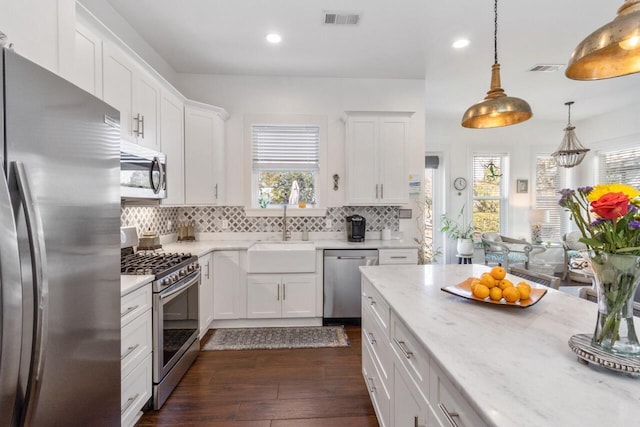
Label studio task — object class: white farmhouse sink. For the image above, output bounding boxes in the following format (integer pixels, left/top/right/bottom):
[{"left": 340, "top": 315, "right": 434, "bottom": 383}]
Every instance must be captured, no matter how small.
[{"left": 247, "top": 241, "right": 316, "bottom": 273}]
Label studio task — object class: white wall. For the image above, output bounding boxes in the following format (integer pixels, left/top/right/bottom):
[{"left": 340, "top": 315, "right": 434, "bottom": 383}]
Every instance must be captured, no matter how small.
[{"left": 176, "top": 74, "right": 426, "bottom": 241}]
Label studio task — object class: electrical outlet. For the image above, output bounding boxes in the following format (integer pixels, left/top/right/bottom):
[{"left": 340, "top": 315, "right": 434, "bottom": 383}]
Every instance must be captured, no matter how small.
[
  {"left": 326, "top": 218, "right": 332, "bottom": 229},
  {"left": 221, "top": 219, "right": 229, "bottom": 229}
]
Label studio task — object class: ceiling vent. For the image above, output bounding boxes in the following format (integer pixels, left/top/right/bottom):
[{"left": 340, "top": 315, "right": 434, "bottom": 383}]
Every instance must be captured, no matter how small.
[
  {"left": 323, "top": 11, "right": 361, "bottom": 25},
  {"left": 528, "top": 64, "right": 564, "bottom": 72}
]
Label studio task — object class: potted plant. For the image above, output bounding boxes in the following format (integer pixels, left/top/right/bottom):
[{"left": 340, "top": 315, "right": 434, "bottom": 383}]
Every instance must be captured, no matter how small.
[{"left": 440, "top": 206, "right": 475, "bottom": 256}]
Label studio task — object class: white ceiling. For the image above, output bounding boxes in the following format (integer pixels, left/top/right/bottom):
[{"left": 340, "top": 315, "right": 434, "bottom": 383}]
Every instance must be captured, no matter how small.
[{"left": 97, "top": 0, "right": 640, "bottom": 122}]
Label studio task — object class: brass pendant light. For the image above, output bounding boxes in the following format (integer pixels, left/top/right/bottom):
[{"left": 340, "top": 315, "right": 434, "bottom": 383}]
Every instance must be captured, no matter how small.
[
  {"left": 461, "top": 0, "right": 533, "bottom": 128},
  {"left": 566, "top": 0, "right": 640, "bottom": 80},
  {"left": 551, "top": 102, "right": 590, "bottom": 168}
]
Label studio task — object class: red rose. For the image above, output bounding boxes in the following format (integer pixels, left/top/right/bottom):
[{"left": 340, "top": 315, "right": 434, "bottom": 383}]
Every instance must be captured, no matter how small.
[{"left": 590, "top": 192, "right": 629, "bottom": 219}]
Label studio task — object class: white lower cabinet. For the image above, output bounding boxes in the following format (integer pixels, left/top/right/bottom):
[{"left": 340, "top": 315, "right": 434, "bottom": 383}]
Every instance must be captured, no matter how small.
[
  {"left": 213, "top": 251, "right": 242, "bottom": 319},
  {"left": 379, "top": 248, "right": 418, "bottom": 265},
  {"left": 362, "top": 276, "right": 488, "bottom": 427},
  {"left": 247, "top": 274, "right": 316, "bottom": 318},
  {"left": 198, "top": 252, "right": 214, "bottom": 337},
  {"left": 120, "top": 283, "right": 152, "bottom": 427}
]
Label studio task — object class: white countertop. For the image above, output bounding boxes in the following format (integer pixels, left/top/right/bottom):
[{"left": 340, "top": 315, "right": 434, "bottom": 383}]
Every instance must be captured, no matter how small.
[
  {"left": 160, "top": 238, "right": 417, "bottom": 257},
  {"left": 360, "top": 264, "right": 640, "bottom": 427},
  {"left": 121, "top": 274, "right": 154, "bottom": 296}
]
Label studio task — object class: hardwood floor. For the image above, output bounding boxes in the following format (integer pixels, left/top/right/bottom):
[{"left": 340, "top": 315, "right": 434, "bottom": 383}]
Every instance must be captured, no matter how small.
[{"left": 137, "top": 325, "right": 378, "bottom": 427}]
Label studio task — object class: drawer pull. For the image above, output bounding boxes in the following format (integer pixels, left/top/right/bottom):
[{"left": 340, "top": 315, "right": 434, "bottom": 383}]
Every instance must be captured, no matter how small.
[
  {"left": 366, "top": 376, "right": 376, "bottom": 393},
  {"left": 370, "top": 299, "right": 376, "bottom": 306},
  {"left": 121, "top": 305, "right": 139, "bottom": 318},
  {"left": 393, "top": 338, "right": 413, "bottom": 359},
  {"left": 438, "top": 403, "right": 461, "bottom": 427},
  {"left": 391, "top": 256, "right": 407, "bottom": 259},
  {"left": 121, "top": 393, "right": 140, "bottom": 415},
  {"left": 367, "top": 332, "right": 376, "bottom": 345},
  {"left": 121, "top": 343, "right": 140, "bottom": 360}
]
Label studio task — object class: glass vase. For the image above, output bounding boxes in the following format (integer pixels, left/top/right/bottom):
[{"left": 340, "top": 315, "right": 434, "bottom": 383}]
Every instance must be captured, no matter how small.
[{"left": 583, "top": 251, "right": 640, "bottom": 357}]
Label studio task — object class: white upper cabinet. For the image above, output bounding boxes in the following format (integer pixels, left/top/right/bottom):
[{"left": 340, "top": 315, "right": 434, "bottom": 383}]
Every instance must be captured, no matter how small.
[
  {"left": 160, "top": 89, "right": 185, "bottom": 206},
  {"left": 184, "top": 101, "right": 228, "bottom": 205},
  {"left": 71, "top": 22, "right": 102, "bottom": 98},
  {"left": 344, "top": 112, "right": 413, "bottom": 205},
  {"left": 102, "top": 42, "right": 160, "bottom": 150}
]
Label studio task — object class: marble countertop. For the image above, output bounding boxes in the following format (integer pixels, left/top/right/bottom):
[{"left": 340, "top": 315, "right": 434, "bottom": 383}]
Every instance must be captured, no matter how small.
[
  {"left": 159, "top": 238, "right": 417, "bottom": 257},
  {"left": 121, "top": 274, "right": 154, "bottom": 297},
  {"left": 360, "top": 264, "right": 640, "bottom": 427}
]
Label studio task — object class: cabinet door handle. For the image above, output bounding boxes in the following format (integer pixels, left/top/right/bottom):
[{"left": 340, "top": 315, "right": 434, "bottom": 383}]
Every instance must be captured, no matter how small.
[
  {"left": 366, "top": 377, "right": 376, "bottom": 393},
  {"left": 121, "top": 305, "right": 139, "bottom": 318},
  {"left": 277, "top": 284, "right": 280, "bottom": 301},
  {"left": 121, "top": 393, "right": 140, "bottom": 415},
  {"left": 121, "top": 343, "right": 140, "bottom": 360},
  {"left": 133, "top": 113, "right": 145, "bottom": 138},
  {"left": 282, "top": 283, "right": 286, "bottom": 300},
  {"left": 381, "top": 184, "right": 384, "bottom": 199},
  {"left": 393, "top": 338, "right": 413, "bottom": 359},
  {"left": 438, "top": 403, "right": 461, "bottom": 427},
  {"left": 214, "top": 183, "right": 218, "bottom": 199},
  {"left": 414, "top": 416, "right": 426, "bottom": 427},
  {"left": 367, "top": 332, "right": 376, "bottom": 345},
  {"left": 205, "top": 261, "right": 210, "bottom": 279},
  {"left": 375, "top": 184, "right": 379, "bottom": 199}
]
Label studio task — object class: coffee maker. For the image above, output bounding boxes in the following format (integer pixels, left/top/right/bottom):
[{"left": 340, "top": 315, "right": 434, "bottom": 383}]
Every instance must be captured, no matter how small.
[{"left": 346, "top": 215, "right": 366, "bottom": 242}]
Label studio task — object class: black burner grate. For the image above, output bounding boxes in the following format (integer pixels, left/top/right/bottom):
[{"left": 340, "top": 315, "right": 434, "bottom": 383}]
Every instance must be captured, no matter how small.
[{"left": 121, "top": 252, "right": 194, "bottom": 276}]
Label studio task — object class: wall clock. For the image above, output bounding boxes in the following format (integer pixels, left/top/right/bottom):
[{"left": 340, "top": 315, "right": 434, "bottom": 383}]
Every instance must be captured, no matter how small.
[{"left": 453, "top": 177, "right": 467, "bottom": 191}]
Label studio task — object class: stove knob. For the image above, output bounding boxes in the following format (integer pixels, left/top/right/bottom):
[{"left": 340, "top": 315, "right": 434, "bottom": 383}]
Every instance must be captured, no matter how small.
[
  {"left": 163, "top": 278, "right": 171, "bottom": 287},
  {"left": 179, "top": 270, "right": 186, "bottom": 277}
]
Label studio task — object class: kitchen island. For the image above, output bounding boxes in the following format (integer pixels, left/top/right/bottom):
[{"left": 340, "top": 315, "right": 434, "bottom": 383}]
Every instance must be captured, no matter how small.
[{"left": 360, "top": 264, "right": 640, "bottom": 427}]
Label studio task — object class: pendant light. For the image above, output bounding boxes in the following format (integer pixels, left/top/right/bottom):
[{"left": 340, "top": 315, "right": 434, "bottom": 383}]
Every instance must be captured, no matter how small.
[
  {"left": 566, "top": 0, "right": 640, "bottom": 80},
  {"left": 551, "top": 102, "right": 590, "bottom": 168},
  {"left": 461, "top": 0, "right": 533, "bottom": 128}
]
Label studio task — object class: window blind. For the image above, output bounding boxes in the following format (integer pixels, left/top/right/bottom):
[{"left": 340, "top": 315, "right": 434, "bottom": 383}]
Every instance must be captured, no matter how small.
[
  {"left": 535, "top": 156, "right": 562, "bottom": 239},
  {"left": 252, "top": 124, "right": 320, "bottom": 171},
  {"left": 599, "top": 147, "right": 640, "bottom": 188}
]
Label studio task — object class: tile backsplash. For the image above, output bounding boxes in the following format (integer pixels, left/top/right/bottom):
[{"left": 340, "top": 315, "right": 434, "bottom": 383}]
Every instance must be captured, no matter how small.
[{"left": 121, "top": 205, "right": 399, "bottom": 235}]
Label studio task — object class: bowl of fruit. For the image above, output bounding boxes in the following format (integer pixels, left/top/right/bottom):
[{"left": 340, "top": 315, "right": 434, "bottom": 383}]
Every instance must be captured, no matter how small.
[{"left": 441, "top": 266, "right": 548, "bottom": 308}]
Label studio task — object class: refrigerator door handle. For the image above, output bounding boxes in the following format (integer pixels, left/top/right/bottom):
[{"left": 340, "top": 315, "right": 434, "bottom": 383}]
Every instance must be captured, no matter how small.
[
  {"left": 10, "top": 161, "right": 49, "bottom": 426},
  {"left": 0, "top": 166, "right": 23, "bottom": 427}
]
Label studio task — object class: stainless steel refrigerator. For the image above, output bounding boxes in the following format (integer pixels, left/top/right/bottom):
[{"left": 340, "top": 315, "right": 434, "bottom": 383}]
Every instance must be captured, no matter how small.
[{"left": 0, "top": 48, "right": 121, "bottom": 426}]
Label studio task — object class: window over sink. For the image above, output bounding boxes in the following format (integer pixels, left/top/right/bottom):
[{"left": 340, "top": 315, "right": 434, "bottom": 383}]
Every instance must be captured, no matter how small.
[{"left": 244, "top": 114, "right": 327, "bottom": 217}]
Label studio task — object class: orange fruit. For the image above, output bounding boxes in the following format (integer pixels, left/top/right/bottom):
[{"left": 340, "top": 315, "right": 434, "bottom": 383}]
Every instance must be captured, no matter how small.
[
  {"left": 470, "top": 279, "right": 482, "bottom": 293},
  {"left": 480, "top": 273, "right": 497, "bottom": 288},
  {"left": 498, "top": 278, "right": 514, "bottom": 290},
  {"left": 490, "top": 266, "right": 506, "bottom": 280},
  {"left": 489, "top": 287, "right": 503, "bottom": 301},
  {"left": 517, "top": 282, "right": 532, "bottom": 300},
  {"left": 472, "top": 284, "right": 490, "bottom": 299},
  {"left": 503, "top": 286, "right": 521, "bottom": 303}
]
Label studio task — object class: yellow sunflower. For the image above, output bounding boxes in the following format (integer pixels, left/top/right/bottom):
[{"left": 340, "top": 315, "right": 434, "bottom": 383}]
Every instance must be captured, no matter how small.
[{"left": 587, "top": 183, "right": 640, "bottom": 202}]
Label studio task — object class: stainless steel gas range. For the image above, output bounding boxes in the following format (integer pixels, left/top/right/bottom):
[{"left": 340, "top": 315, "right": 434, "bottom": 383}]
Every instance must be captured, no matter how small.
[{"left": 121, "top": 228, "right": 200, "bottom": 409}]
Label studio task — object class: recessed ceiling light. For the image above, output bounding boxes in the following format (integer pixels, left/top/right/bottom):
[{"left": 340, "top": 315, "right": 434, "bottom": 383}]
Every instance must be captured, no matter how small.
[
  {"left": 266, "top": 33, "right": 282, "bottom": 44},
  {"left": 452, "top": 39, "right": 470, "bottom": 49}
]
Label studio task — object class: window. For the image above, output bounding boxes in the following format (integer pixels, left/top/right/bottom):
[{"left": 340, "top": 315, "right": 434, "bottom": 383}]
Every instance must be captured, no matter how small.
[
  {"left": 472, "top": 155, "right": 506, "bottom": 235},
  {"left": 251, "top": 124, "right": 320, "bottom": 208},
  {"left": 535, "top": 156, "right": 563, "bottom": 240},
  {"left": 599, "top": 146, "right": 640, "bottom": 187}
]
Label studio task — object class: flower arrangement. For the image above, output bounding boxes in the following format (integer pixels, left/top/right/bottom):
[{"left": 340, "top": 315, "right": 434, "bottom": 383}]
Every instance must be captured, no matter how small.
[
  {"left": 558, "top": 183, "right": 640, "bottom": 255},
  {"left": 559, "top": 183, "right": 640, "bottom": 355}
]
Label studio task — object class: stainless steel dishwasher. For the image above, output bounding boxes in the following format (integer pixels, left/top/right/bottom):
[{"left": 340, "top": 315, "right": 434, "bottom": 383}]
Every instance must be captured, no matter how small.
[{"left": 323, "top": 249, "right": 378, "bottom": 324}]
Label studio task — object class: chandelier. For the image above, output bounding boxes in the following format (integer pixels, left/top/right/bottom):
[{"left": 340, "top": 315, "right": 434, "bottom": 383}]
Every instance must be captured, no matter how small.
[{"left": 552, "top": 102, "right": 590, "bottom": 168}]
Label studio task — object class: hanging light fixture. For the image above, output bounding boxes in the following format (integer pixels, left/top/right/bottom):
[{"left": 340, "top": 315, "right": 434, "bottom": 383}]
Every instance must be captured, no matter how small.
[
  {"left": 566, "top": 0, "right": 640, "bottom": 80},
  {"left": 552, "top": 102, "right": 590, "bottom": 168},
  {"left": 461, "top": 0, "right": 532, "bottom": 128}
]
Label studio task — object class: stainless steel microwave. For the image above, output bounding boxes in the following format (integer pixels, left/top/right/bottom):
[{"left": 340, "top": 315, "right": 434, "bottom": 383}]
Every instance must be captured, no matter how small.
[{"left": 120, "top": 141, "right": 167, "bottom": 200}]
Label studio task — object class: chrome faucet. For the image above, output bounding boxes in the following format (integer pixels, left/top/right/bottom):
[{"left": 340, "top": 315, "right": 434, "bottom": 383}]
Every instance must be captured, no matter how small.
[{"left": 282, "top": 205, "right": 291, "bottom": 241}]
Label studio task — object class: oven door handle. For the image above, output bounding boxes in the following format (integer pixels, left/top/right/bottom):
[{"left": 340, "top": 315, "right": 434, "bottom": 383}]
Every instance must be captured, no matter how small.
[{"left": 159, "top": 272, "right": 200, "bottom": 302}]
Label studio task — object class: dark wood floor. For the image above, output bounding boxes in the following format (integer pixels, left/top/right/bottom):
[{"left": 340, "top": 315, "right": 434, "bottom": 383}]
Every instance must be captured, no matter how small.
[{"left": 137, "top": 325, "right": 378, "bottom": 427}]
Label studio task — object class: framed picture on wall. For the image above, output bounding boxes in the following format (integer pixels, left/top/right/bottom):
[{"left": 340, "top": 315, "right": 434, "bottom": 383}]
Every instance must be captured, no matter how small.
[{"left": 516, "top": 179, "right": 528, "bottom": 193}]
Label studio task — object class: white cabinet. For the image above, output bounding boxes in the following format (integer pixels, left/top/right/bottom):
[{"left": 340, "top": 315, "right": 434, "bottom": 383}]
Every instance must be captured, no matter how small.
[
  {"left": 71, "top": 22, "right": 102, "bottom": 97},
  {"left": 160, "top": 89, "right": 186, "bottom": 205},
  {"left": 213, "top": 251, "right": 241, "bottom": 319},
  {"left": 430, "top": 363, "right": 488, "bottom": 427},
  {"left": 198, "top": 252, "right": 214, "bottom": 337},
  {"left": 379, "top": 248, "right": 418, "bottom": 265},
  {"left": 393, "top": 364, "right": 430, "bottom": 427},
  {"left": 247, "top": 274, "right": 316, "bottom": 318},
  {"left": 120, "top": 283, "right": 152, "bottom": 427},
  {"left": 102, "top": 42, "right": 160, "bottom": 150},
  {"left": 184, "top": 101, "right": 228, "bottom": 205},
  {"left": 345, "top": 112, "right": 413, "bottom": 205}
]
